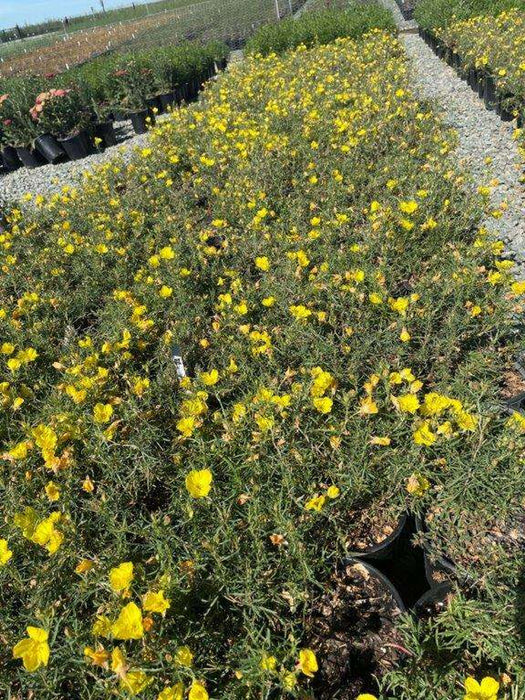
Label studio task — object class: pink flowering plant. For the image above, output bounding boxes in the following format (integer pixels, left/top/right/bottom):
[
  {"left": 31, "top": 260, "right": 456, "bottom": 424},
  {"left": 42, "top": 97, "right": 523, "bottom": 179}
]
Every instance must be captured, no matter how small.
[
  {"left": 30, "top": 86, "right": 91, "bottom": 139},
  {"left": 0, "top": 77, "right": 41, "bottom": 148}
]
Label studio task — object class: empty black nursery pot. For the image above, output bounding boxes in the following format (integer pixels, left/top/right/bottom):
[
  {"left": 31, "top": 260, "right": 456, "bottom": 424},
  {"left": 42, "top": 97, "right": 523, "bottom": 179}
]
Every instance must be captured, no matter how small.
[
  {"left": 16, "top": 146, "right": 46, "bottom": 169},
  {"left": 130, "top": 109, "right": 154, "bottom": 135},
  {"left": 95, "top": 121, "right": 117, "bottom": 148},
  {"left": 58, "top": 130, "right": 95, "bottom": 161},
  {"left": 34, "top": 133, "right": 67, "bottom": 164},
  {"left": 2, "top": 145, "right": 22, "bottom": 171}
]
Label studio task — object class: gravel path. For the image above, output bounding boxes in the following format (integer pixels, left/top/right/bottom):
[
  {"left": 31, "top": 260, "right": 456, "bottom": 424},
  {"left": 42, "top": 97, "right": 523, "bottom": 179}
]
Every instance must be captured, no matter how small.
[{"left": 379, "top": 0, "right": 525, "bottom": 275}]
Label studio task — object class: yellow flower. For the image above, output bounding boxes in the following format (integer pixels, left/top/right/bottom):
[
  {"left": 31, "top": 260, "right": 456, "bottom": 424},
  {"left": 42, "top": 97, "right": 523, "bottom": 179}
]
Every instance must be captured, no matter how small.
[
  {"left": 13, "top": 627, "right": 50, "bottom": 672},
  {"left": 370, "top": 436, "right": 391, "bottom": 446},
  {"left": 143, "top": 590, "right": 170, "bottom": 614},
  {"left": 185, "top": 469, "right": 213, "bottom": 498},
  {"left": 359, "top": 396, "right": 378, "bottom": 415},
  {"left": 0, "top": 538, "right": 13, "bottom": 566},
  {"left": 255, "top": 414, "right": 275, "bottom": 431},
  {"left": 396, "top": 394, "right": 420, "bottom": 414},
  {"left": 260, "top": 653, "right": 277, "bottom": 671},
  {"left": 111, "top": 602, "right": 144, "bottom": 640},
  {"left": 8, "top": 441, "right": 29, "bottom": 460},
  {"left": 75, "top": 559, "right": 94, "bottom": 575},
  {"left": 159, "top": 285, "right": 173, "bottom": 298},
  {"left": 289, "top": 304, "right": 312, "bottom": 320},
  {"left": 199, "top": 369, "right": 219, "bottom": 386},
  {"left": 93, "top": 403, "right": 113, "bottom": 424},
  {"left": 326, "top": 485, "right": 340, "bottom": 499},
  {"left": 174, "top": 645, "right": 194, "bottom": 667},
  {"left": 262, "top": 296, "right": 275, "bottom": 307},
  {"left": 357, "top": 696, "right": 378, "bottom": 700},
  {"left": 84, "top": 645, "right": 110, "bottom": 667},
  {"left": 511, "top": 280, "right": 525, "bottom": 295},
  {"left": 313, "top": 396, "right": 333, "bottom": 414},
  {"left": 399, "top": 200, "right": 418, "bottom": 214},
  {"left": 463, "top": 676, "right": 500, "bottom": 700},
  {"left": 45, "top": 481, "right": 60, "bottom": 502},
  {"left": 188, "top": 681, "right": 209, "bottom": 700},
  {"left": 388, "top": 296, "right": 409, "bottom": 316},
  {"left": 413, "top": 421, "right": 437, "bottom": 446},
  {"left": 400, "top": 328, "right": 411, "bottom": 342},
  {"left": 177, "top": 416, "right": 196, "bottom": 437},
  {"left": 305, "top": 494, "right": 326, "bottom": 512},
  {"left": 31, "top": 513, "right": 63, "bottom": 555},
  {"left": 406, "top": 473, "right": 430, "bottom": 497},
  {"left": 298, "top": 648, "right": 318, "bottom": 677},
  {"left": 255, "top": 256, "right": 270, "bottom": 271},
  {"left": 109, "top": 562, "right": 134, "bottom": 593},
  {"left": 120, "top": 670, "right": 151, "bottom": 695},
  {"left": 158, "top": 684, "right": 185, "bottom": 700}
]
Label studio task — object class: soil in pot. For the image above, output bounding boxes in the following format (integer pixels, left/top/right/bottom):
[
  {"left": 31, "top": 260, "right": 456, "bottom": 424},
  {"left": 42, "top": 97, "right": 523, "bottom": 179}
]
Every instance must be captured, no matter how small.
[
  {"left": 58, "top": 130, "right": 94, "bottom": 161},
  {"left": 16, "top": 146, "right": 46, "bottom": 169},
  {"left": 34, "top": 133, "right": 67, "bottom": 164},
  {"left": 95, "top": 121, "right": 117, "bottom": 148},
  {"left": 2, "top": 146, "right": 22, "bottom": 171},
  {"left": 347, "top": 506, "right": 407, "bottom": 556},
  {"left": 414, "top": 583, "right": 453, "bottom": 620},
  {"left": 130, "top": 109, "right": 154, "bottom": 135},
  {"left": 306, "top": 561, "right": 406, "bottom": 699}
]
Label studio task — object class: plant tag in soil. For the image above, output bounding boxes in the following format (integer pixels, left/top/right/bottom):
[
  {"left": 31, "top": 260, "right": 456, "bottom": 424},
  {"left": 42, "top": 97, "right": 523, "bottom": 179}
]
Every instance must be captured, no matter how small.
[{"left": 172, "top": 345, "right": 187, "bottom": 378}]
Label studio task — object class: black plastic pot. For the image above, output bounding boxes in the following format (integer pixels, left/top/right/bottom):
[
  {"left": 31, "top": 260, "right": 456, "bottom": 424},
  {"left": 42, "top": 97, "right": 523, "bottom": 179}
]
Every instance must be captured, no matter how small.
[
  {"left": 467, "top": 68, "right": 476, "bottom": 90},
  {"left": 16, "top": 146, "right": 46, "bottom": 169},
  {"left": 484, "top": 74, "right": 497, "bottom": 110},
  {"left": 351, "top": 514, "right": 431, "bottom": 609},
  {"left": 130, "top": 109, "right": 154, "bottom": 135},
  {"left": 499, "top": 95, "right": 515, "bottom": 123},
  {"left": 58, "top": 130, "right": 94, "bottom": 161},
  {"left": 2, "top": 146, "right": 22, "bottom": 171},
  {"left": 95, "top": 121, "right": 117, "bottom": 148},
  {"left": 477, "top": 71, "right": 485, "bottom": 99},
  {"left": 158, "top": 91, "right": 176, "bottom": 112},
  {"left": 506, "top": 391, "right": 525, "bottom": 416},
  {"left": 414, "top": 583, "right": 452, "bottom": 618},
  {"left": 146, "top": 96, "right": 161, "bottom": 112},
  {"left": 415, "top": 515, "right": 457, "bottom": 587},
  {"left": 34, "top": 133, "right": 67, "bottom": 164},
  {"left": 345, "top": 558, "right": 406, "bottom": 613},
  {"left": 113, "top": 109, "right": 128, "bottom": 121}
]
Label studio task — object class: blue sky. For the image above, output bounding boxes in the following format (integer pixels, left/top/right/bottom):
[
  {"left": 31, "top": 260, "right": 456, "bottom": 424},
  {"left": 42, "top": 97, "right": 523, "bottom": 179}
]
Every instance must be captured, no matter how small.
[{"left": 0, "top": 0, "right": 145, "bottom": 29}]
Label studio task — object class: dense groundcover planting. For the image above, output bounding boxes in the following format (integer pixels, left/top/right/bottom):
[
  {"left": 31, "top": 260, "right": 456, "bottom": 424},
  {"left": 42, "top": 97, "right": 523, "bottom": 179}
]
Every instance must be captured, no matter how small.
[
  {"left": 1, "top": 30, "right": 525, "bottom": 699},
  {"left": 244, "top": 5, "right": 394, "bottom": 56},
  {"left": 414, "top": 0, "right": 525, "bottom": 30}
]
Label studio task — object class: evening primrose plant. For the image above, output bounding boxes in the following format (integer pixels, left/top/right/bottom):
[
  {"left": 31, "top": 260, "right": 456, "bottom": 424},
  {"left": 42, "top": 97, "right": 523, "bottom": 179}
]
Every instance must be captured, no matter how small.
[{"left": 0, "top": 31, "right": 524, "bottom": 699}]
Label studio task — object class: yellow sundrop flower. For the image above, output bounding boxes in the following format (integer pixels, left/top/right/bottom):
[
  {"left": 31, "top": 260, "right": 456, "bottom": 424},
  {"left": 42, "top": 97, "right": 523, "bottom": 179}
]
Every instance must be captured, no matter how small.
[
  {"left": 93, "top": 403, "right": 113, "bottom": 424},
  {"left": 399, "top": 200, "right": 418, "bottom": 214},
  {"left": 406, "top": 473, "right": 430, "bottom": 497},
  {"left": 8, "top": 441, "right": 29, "bottom": 460},
  {"left": 75, "top": 559, "right": 94, "bottom": 575},
  {"left": 255, "top": 256, "right": 270, "bottom": 271},
  {"left": 289, "top": 304, "right": 312, "bottom": 320},
  {"left": 92, "top": 616, "right": 112, "bottom": 638},
  {"left": 359, "top": 396, "right": 378, "bottom": 415},
  {"left": 13, "top": 627, "right": 50, "bottom": 672},
  {"left": 313, "top": 396, "right": 333, "bottom": 414},
  {"left": 185, "top": 469, "right": 213, "bottom": 498},
  {"left": 109, "top": 562, "right": 134, "bottom": 593},
  {"left": 395, "top": 394, "right": 420, "bottom": 414},
  {"left": 326, "top": 485, "right": 340, "bottom": 499},
  {"left": 400, "top": 328, "right": 411, "bottom": 342},
  {"left": 305, "top": 494, "right": 326, "bottom": 512},
  {"left": 261, "top": 653, "right": 277, "bottom": 671},
  {"left": 120, "top": 670, "right": 151, "bottom": 695},
  {"left": 511, "top": 280, "right": 525, "bottom": 295},
  {"left": 45, "top": 481, "right": 60, "bottom": 502},
  {"left": 262, "top": 296, "right": 276, "bottom": 307},
  {"left": 177, "top": 416, "right": 196, "bottom": 437},
  {"left": 298, "top": 648, "right": 318, "bottom": 677},
  {"left": 143, "top": 590, "right": 170, "bottom": 614},
  {"left": 413, "top": 421, "right": 437, "bottom": 446},
  {"left": 456, "top": 411, "right": 477, "bottom": 431},
  {"left": 199, "top": 369, "right": 219, "bottom": 386},
  {"left": 188, "top": 681, "right": 209, "bottom": 700},
  {"left": 111, "top": 602, "right": 144, "bottom": 640},
  {"left": 369, "top": 293, "right": 383, "bottom": 304},
  {"left": 84, "top": 645, "right": 109, "bottom": 667},
  {"left": 158, "top": 684, "right": 185, "bottom": 700},
  {"left": 357, "top": 695, "right": 378, "bottom": 700},
  {"left": 174, "top": 645, "right": 194, "bottom": 667},
  {"left": 159, "top": 246, "right": 175, "bottom": 259},
  {"left": 31, "top": 513, "right": 63, "bottom": 554},
  {"left": 255, "top": 414, "right": 275, "bottom": 432},
  {"left": 0, "top": 538, "right": 13, "bottom": 566},
  {"left": 32, "top": 424, "right": 57, "bottom": 453},
  {"left": 463, "top": 676, "right": 499, "bottom": 700},
  {"left": 232, "top": 403, "right": 247, "bottom": 423},
  {"left": 159, "top": 285, "right": 173, "bottom": 298},
  {"left": 388, "top": 296, "right": 409, "bottom": 316},
  {"left": 82, "top": 476, "right": 95, "bottom": 493}
]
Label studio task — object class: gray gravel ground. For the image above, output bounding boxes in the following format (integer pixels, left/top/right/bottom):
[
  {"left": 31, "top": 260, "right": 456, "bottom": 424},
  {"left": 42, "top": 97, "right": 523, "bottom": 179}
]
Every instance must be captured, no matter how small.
[{"left": 379, "top": 0, "right": 525, "bottom": 276}]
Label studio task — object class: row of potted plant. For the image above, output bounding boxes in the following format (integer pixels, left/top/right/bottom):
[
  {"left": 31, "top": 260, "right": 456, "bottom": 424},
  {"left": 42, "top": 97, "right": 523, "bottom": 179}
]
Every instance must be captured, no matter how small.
[
  {"left": 419, "top": 25, "right": 525, "bottom": 127},
  {"left": 0, "top": 39, "right": 228, "bottom": 170}
]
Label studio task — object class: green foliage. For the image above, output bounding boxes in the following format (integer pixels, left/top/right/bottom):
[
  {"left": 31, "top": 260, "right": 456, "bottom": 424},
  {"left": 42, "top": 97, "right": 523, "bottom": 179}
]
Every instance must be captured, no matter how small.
[
  {"left": 414, "top": 0, "right": 525, "bottom": 30},
  {"left": 245, "top": 3, "right": 395, "bottom": 56}
]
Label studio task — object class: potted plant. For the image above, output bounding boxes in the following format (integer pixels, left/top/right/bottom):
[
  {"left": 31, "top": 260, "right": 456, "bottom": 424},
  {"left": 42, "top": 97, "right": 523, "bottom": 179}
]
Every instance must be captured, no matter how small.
[
  {"left": 30, "top": 87, "right": 92, "bottom": 161},
  {"left": 0, "top": 79, "right": 46, "bottom": 169},
  {"left": 0, "top": 94, "right": 22, "bottom": 171},
  {"left": 108, "top": 62, "right": 156, "bottom": 134}
]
